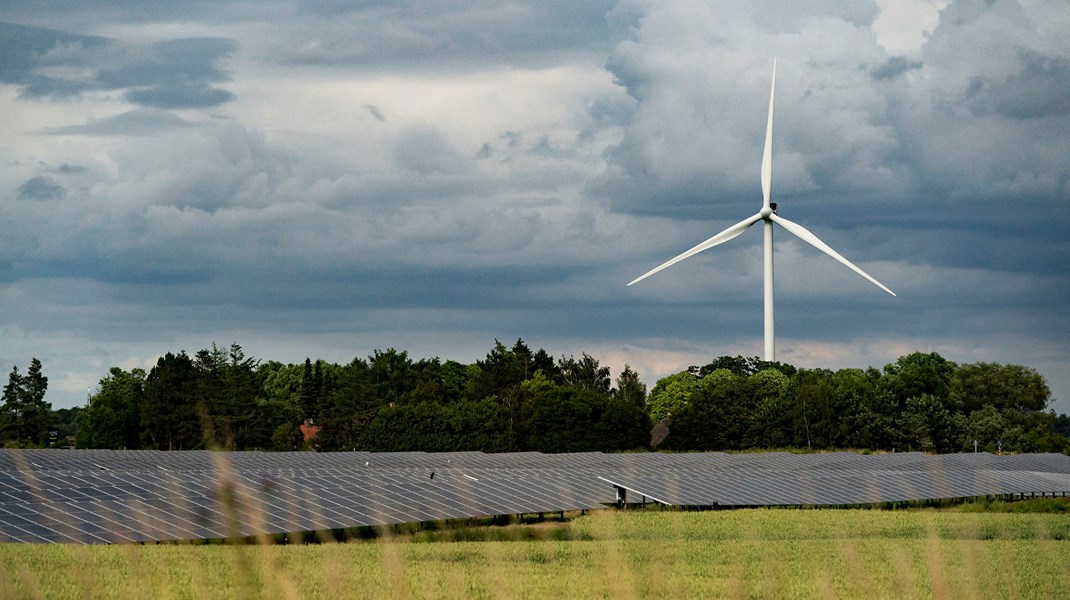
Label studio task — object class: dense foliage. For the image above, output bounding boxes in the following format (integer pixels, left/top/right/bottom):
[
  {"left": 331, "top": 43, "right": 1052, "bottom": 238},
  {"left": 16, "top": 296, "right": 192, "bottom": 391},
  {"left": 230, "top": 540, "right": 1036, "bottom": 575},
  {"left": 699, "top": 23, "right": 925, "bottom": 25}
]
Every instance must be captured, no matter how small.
[
  {"left": 654, "top": 352, "right": 1067, "bottom": 454},
  {"left": 3, "top": 343, "right": 1067, "bottom": 454},
  {"left": 62, "top": 340, "right": 650, "bottom": 453}
]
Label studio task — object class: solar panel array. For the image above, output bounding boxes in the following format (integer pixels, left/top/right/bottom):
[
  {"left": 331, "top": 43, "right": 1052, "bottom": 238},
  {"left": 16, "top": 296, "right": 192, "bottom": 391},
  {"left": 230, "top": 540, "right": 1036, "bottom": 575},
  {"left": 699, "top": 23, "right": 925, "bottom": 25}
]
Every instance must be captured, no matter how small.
[{"left": 1, "top": 449, "right": 1067, "bottom": 544}]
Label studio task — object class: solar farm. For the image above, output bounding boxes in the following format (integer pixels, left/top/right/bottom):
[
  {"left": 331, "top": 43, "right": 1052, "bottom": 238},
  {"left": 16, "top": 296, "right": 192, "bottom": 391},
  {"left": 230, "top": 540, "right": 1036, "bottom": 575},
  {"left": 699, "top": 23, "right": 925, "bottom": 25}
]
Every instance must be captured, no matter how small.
[{"left": 2, "top": 449, "right": 1069, "bottom": 544}]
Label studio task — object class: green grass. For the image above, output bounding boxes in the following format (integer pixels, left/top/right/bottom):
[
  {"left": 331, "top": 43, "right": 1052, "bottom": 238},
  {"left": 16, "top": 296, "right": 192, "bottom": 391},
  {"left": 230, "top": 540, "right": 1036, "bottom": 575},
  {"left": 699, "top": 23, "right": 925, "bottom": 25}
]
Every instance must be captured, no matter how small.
[
  {"left": 953, "top": 496, "right": 1070, "bottom": 514},
  {"left": 2, "top": 509, "right": 1069, "bottom": 599}
]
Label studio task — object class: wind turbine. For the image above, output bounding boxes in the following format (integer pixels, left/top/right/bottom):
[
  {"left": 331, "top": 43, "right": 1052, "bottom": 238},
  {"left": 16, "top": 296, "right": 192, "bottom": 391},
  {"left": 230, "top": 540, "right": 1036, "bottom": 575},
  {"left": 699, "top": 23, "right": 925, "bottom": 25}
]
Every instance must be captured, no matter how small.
[{"left": 627, "top": 59, "right": 895, "bottom": 362}]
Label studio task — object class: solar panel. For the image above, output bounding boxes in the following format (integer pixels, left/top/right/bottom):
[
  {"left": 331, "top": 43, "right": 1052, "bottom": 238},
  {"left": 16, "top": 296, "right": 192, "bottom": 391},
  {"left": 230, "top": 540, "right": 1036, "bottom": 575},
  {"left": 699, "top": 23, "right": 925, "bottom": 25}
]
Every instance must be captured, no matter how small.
[{"left": 1, "top": 449, "right": 1068, "bottom": 543}]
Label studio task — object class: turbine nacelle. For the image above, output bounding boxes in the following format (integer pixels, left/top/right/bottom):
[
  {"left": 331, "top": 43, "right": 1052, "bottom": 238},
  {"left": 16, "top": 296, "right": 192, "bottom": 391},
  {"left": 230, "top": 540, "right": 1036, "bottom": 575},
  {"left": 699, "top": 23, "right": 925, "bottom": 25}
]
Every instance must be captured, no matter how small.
[{"left": 627, "top": 58, "right": 895, "bottom": 360}]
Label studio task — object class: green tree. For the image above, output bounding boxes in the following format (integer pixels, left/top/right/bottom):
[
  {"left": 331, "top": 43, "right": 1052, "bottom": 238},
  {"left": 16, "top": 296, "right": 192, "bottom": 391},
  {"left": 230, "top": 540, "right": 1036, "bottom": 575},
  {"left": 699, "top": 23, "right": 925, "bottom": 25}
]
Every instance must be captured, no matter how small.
[
  {"left": 826, "top": 368, "right": 890, "bottom": 450},
  {"left": 49, "top": 406, "right": 82, "bottom": 447},
  {"left": 465, "top": 340, "right": 556, "bottom": 445},
  {"left": 699, "top": 356, "right": 796, "bottom": 378},
  {"left": 194, "top": 343, "right": 261, "bottom": 449},
  {"left": 951, "top": 362, "right": 1051, "bottom": 414},
  {"left": 899, "top": 394, "right": 963, "bottom": 453},
  {"left": 141, "top": 352, "right": 200, "bottom": 450},
  {"left": 593, "top": 393, "right": 652, "bottom": 451},
  {"left": 1055, "top": 413, "right": 1070, "bottom": 438},
  {"left": 356, "top": 398, "right": 514, "bottom": 452},
  {"left": 662, "top": 369, "right": 749, "bottom": 451},
  {"left": 367, "top": 348, "right": 415, "bottom": 406},
  {"left": 646, "top": 371, "right": 703, "bottom": 423},
  {"left": 613, "top": 365, "right": 647, "bottom": 410},
  {"left": 791, "top": 368, "right": 834, "bottom": 449},
  {"left": 408, "top": 358, "right": 452, "bottom": 405},
  {"left": 316, "top": 357, "right": 378, "bottom": 451},
  {"left": 437, "top": 360, "right": 469, "bottom": 404},
  {"left": 521, "top": 373, "right": 648, "bottom": 453},
  {"left": 260, "top": 361, "right": 303, "bottom": 407},
  {"left": 961, "top": 404, "right": 1008, "bottom": 452},
  {"left": 558, "top": 353, "right": 611, "bottom": 393},
  {"left": 299, "top": 358, "right": 318, "bottom": 421},
  {"left": 1, "top": 365, "right": 25, "bottom": 446},
  {"left": 1, "top": 359, "right": 51, "bottom": 447},
  {"left": 744, "top": 368, "right": 793, "bottom": 448},
  {"left": 77, "top": 367, "right": 144, "bottom": 449},
  {"left": 250, "top": 360, "right": 307, "bottom": 451},
  {"left": 883, "top": 352, "right": 957, "bottom": 410}
]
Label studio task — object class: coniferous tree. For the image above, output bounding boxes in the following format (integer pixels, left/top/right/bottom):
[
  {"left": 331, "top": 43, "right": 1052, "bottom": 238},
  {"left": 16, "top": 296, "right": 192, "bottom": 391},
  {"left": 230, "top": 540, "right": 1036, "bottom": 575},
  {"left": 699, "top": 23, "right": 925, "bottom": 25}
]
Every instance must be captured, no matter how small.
[
  {"left": 0, "top": 359, "right": 51, "bottom": 447},
  {"left": 300, "top": 358, "right": 317, "bottom": 421},
  {"left": 141, "top": 352, "right": 199, "bottom": 450},
  {"left": 1, "top": 365, "right": 25, "bottom": 445}
]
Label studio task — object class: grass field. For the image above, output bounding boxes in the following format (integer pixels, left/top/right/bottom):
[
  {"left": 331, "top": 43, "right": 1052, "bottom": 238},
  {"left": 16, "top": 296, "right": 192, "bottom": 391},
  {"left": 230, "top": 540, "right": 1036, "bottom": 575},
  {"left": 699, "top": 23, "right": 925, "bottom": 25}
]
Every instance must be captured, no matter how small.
[{"left": 2, "top": 506, "right": 1069, "bottom": 599}]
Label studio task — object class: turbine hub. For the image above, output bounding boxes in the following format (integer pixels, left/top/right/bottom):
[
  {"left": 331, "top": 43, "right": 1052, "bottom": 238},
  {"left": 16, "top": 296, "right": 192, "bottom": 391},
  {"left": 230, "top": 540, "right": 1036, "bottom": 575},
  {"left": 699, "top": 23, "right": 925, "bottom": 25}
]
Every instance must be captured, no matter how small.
[{"left": 760, "top": 206, "right": 773, "bottom": 219}]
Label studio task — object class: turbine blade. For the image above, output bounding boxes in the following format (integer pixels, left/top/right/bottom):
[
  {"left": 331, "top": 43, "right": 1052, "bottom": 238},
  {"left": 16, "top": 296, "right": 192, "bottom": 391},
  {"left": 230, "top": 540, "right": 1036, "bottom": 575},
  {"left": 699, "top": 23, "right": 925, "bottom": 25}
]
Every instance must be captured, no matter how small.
[
  {"left": 761, "top": 58, "right": 777, "bottom": 209},
  {"left": 769, "top": 213, "right": 896, "bottom": 296},
  {"left": 628, "top": 213, "right": 762, "bottom": 286}
]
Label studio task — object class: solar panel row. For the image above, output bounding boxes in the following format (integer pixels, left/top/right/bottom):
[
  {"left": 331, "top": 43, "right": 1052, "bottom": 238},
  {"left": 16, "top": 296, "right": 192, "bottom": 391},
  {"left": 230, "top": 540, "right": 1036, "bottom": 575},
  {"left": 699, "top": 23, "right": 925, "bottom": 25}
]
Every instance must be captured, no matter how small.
[{"left": 0, "top": 449, "right": 1067, "bottom": 544}]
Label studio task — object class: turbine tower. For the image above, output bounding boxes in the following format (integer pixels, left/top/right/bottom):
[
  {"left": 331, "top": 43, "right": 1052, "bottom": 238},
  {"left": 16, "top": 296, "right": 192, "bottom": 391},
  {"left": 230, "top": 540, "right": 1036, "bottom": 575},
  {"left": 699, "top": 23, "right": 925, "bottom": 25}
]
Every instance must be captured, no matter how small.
[{"left": 627, "top": 59, "right": 895, "bottom": 362}]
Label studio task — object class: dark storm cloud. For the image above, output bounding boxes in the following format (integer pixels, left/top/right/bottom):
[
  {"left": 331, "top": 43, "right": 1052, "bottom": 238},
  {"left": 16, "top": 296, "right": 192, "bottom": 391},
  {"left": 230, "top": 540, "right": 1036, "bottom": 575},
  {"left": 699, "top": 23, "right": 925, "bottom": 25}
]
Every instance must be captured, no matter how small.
[
  {"left": 3, "top": 0, "right": 1069, "bottom": 413},
  {"left": 0, "top": 22, "right": 107, "bottom": 91},
  {"left": 125, "top": 83, "right": 234, "bottom": 109},
  {"left": 17, "top": 176, "right": 64, "bottom": 200},
  {"left": 0, "top": 21, "right": 236, "bottom": 109},
  {"left": 965, "top": 50, "right": 1070, "bottom": 119}
]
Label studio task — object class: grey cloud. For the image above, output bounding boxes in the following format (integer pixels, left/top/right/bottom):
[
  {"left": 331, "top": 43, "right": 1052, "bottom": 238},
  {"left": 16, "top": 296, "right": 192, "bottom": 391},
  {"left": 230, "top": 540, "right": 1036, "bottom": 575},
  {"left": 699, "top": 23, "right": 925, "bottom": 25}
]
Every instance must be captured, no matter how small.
[
  {"left": 4, "top": 115, "right": 537, "bottom": 297},
  {"left": 0, "top": 22, "right": 107, "bottom": 85},
  {"left": 872, "top": 56, "right": 922, "bottom": 80},
  {"left": 392, "top": 125, "right": 470, "bottom": 175},
  {"left": 0, "top": 2, "right": 279, "bottom": 25},
  {"left": 96, "top": 37, "right": 236, "bottom": 88},
  {"left": 608, "top": 0, "right": 880, "bottom": 39},
  {"left": 282, "top": 0, "right": 617, "bottom": 69},
  {"left": 737, "top": 0, "right": 880, "bottom": 31},
  {"left": 0, "top": 22, "right": 237, "bottom": 109},
  {"left": 592, "top": 0, "right": 1070, "bottom": 366},
  {"left": 965, "top": 50, "right": 1070, "bottom": 119},
  {"left": 296, "top": 0, "right": 401, "bottom": 17},
  {"left": 18, "top": 176, "right": 64, "bottom": 200},
  {"left": 44, "top": 109, "right": 195, "bottom": 136},
  {"left": 597, "top": 1, "right": 900, "bottom": 220},
  {"left": 4, "top": 0, "right": 1070, "bottom": 415},
  {"left": 125, "top": 83, "right": 234, "bottom": 109}
]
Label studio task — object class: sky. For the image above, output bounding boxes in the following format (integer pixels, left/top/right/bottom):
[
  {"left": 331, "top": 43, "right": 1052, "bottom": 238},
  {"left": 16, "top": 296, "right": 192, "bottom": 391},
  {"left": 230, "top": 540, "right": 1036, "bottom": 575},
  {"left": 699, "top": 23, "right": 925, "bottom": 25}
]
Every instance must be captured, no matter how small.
[{"left": 1, "top": 0, "right": 1068, "bottom": 415}]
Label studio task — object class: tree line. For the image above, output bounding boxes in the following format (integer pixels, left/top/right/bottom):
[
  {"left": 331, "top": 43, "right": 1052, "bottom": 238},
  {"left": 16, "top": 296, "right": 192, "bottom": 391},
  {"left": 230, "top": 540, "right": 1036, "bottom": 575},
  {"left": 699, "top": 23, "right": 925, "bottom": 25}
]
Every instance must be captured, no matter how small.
[
  {"left": 72, "top": 340, "right": 650, "bottom": 453},
  {"left": 4, "top": 341, "right": 1069, "bottom": 454},
  {"left": 648, "top": 354, "right": 1068, "bottom": 454}
]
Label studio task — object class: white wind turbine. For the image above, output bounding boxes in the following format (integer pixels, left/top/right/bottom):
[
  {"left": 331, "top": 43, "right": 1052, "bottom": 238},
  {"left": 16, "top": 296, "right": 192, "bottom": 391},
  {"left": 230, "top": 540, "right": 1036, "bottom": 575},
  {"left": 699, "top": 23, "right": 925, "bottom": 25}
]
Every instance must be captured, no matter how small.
[{"left": 627, "top": 59, "right": 895, "bottom": 362}]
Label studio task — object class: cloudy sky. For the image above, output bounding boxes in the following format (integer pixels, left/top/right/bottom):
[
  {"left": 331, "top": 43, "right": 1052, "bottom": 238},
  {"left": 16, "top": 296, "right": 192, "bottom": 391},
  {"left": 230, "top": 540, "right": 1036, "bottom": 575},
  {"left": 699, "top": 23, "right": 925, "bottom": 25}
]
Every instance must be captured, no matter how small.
[{"left": 2, "top": 0, "right": 1068, "bottom": 414}]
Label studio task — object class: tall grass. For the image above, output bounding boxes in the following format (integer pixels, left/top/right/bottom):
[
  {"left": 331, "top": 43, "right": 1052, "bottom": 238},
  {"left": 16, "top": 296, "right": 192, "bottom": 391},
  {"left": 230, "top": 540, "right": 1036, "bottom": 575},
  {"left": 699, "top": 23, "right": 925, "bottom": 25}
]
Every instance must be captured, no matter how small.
[{"left": 1, "top": 509, "right": 1068, "bottom": 599}]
